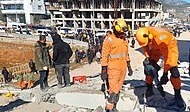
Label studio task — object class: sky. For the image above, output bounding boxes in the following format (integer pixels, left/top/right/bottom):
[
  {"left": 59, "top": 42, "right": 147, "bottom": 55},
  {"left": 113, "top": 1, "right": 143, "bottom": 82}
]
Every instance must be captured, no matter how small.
[{"left": 183, "top": 0, "right": 190, "bottom": 3}]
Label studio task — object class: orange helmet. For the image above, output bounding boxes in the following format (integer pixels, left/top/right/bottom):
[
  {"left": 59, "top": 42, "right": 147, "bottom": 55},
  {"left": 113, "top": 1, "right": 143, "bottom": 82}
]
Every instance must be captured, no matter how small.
[
  {"left": 113, "top": 18, "right": 127, "bottom": 33},
  {"left": 27, "top": 69, "right": 32, "bottom": 73},
  {"left": 17, "top": 71, "right": 22, "bottom": 74},
  {"left": 136, "top": 28, "right": 149, "bottom": 47}
]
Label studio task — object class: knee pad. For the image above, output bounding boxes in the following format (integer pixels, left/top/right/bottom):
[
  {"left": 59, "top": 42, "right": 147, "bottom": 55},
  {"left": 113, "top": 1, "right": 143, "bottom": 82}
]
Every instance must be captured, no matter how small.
[
  {"left": 144, "top": 69, "right": 149, "bottom": 76},
  {"left": 108, "top": 92, "right": 118, "bottom": 103},
  {"left": 170, "top": 67, "right": 180, "bottom": 78}
]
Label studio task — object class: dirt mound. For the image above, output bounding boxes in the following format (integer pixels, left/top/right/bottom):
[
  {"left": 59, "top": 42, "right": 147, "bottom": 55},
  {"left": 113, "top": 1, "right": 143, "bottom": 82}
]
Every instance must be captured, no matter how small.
[{"left": 0, "top": 42, "right": 34, "bottom": 68}]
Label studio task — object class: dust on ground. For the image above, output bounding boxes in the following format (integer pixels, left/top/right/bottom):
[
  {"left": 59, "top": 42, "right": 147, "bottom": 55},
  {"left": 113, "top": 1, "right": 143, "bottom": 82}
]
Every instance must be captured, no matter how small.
[{"left": 0, "top": 42, "right": 34, "bottom": 68}]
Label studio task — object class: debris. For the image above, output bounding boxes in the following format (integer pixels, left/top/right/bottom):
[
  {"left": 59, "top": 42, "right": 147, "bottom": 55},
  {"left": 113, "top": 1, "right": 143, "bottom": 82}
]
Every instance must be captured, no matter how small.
[
  {"left": 93, "top": 106, "right": 104, "bottom": 112},
  {"left": 73, "top": 76, "right": 87, "bottom": 84},
  {"left": 5, "top": 92, "right": 13, "bottom": 97},
  {"left": 41, "top": 93, "right": 56, "bottom": 103}
]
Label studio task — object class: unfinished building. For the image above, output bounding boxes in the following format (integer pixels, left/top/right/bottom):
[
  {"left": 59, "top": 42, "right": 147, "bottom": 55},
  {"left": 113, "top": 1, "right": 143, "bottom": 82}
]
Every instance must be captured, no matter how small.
[{"left": 45, "top": 0, "right": 162, "bottom": 31}]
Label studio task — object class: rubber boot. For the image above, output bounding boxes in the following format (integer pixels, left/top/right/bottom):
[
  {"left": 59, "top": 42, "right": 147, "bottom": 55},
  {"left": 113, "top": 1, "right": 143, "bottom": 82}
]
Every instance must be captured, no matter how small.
[
  {"left": 146, "top": 84, "right": 154, "bottom": 97},
  {"left": 18, "top": 82, "right": 22, "bottom": 89},
  {"left": 111, "top": 103, "right": 119, "bottom": 112},
  {"left": 106, "top": 103, "right": 118, "bottom": 112},
  {"left": 174, "top": 89, "right": 186, "bottom": 110},
  {"left": 21, "top": 81, "right": 26, "bottom": 89},
  {"left": 105, "top": 102, "right": 114, "bottom": 112}
]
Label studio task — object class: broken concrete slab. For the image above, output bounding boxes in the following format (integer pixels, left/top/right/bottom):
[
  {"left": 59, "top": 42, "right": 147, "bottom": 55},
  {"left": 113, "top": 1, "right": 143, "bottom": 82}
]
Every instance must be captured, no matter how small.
[
  {"left": 0, "top": 89, "right": 21, "bottom": 94},
  {"left": 55, "top": 92, "right": 136, "bottom": 111},
  {"left": 55, "top": 93, "right": 104, "bottom": 109}
]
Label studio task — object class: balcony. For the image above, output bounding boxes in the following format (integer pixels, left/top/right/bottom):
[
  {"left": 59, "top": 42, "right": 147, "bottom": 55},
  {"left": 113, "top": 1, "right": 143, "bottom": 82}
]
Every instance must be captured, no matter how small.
[
  {"left": 1, "top": 10, "right": 25, "bottom": 14},
  {"left": 47, "top": 6, "right": 61, "bottom": 10}
]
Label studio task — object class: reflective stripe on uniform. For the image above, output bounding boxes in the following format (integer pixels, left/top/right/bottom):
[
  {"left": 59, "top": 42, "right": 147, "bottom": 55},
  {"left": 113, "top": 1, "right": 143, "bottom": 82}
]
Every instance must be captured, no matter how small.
[
  {"left": 108, "top": 37, "right": 113, "bottom": 44},
  {"left": 168, "top": 35, "right": 175, "bottom": 45},
  {"left": 109, "top": 54, "right": 126, "bottom": 58}
]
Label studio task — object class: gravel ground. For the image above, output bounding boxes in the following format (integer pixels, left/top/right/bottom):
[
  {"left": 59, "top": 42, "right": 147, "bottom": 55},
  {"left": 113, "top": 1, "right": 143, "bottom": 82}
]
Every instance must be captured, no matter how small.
[{"left": 0, "top": 32, "right": 190, "bottom": 112}]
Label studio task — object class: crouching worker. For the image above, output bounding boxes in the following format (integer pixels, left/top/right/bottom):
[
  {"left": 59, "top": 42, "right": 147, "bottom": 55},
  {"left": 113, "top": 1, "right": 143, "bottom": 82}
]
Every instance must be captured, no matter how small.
[
  {"left": 26, "top": 69, "right": 34, "bottom": 89},
  {"left": 135, "top": 27, "right": 186, "bottom": 110},
  {"left": 101, "top": 18, "right": 133, "bottom": 111},
  {"left": 16, "top": 71, "right": 25, "bottom": 90}
]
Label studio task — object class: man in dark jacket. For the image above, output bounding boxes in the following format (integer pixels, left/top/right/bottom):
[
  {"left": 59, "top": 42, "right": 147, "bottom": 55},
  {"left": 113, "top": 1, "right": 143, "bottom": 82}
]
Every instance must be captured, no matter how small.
[
  {"left": 87, "top": 47, "right": 94, "bottom": 64},
  {"left": 75, "top": 49, "right": 81, "bottom": 64},
  {"left": 34, "top": 35, "right": 52, "bottom": 92},
  {"left": 52, "top": 33, "right": 73, "bottom": 88},
  {"left": 1, "top": 67, "right": 9, "bottom": 83},
  {"left": 28, "top": 59, "right": 37, "bottom": 74},
  {"left": 131, "top": 38, "right": 135, "bottom": 48}
]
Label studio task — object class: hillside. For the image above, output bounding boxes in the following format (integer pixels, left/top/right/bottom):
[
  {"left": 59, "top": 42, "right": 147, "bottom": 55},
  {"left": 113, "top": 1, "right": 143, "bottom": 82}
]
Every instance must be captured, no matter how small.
[{"left": 158, "top": 0, "right": 190, "bottom": 18}]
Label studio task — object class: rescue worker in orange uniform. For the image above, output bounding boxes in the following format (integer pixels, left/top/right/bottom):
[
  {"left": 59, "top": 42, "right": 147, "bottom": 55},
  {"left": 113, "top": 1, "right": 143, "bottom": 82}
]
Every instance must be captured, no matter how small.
[
  {"left": 136, "top": 27, "right": 185, "bottom": 109},
  {"left": 16, "top": 71, "right": 26, "bottom": 90},
  {"left": 101, "top": 18, "right": 133, "bottom": 111}
]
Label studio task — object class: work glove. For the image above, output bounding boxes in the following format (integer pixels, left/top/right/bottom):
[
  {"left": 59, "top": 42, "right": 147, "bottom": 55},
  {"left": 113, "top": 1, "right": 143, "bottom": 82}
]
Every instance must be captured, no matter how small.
[
  {"left": 143, "top": 57, "right": 150, "bottom": 66},
  {"left": 160, "top": 72, "right": 169, "bottom": 85},
  {"left": 43, "top": 66, "right": 48, "bottom": 70},
  {"left": 157, "top": 84, "right": 165, "bottom": 97},
  {"left": 101, "top": 66, "right": 108, "bottom": 81},
  {"left": 150, "top": 60, "right": 161, "bottom": 71},
  {"left": 127, "top": 61, "right": 133, "bottom": 76}
]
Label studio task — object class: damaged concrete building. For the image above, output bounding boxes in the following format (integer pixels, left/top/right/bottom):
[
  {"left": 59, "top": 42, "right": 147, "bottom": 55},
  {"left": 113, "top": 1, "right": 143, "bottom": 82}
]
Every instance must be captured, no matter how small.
[{"left": 45, "top": 0, "right": 162, "bottom": 31}]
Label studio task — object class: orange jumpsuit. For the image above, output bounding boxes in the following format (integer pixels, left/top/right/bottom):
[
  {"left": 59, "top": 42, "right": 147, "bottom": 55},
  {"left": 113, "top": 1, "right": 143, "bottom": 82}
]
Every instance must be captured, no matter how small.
[
  {"left": 101, "top": 34, "right": 130, "bottom": 94},
  {"left": 143, "top": 27, "right": 181, "bottom": 90},
  {"left": 17, "top": 73, "right": 26, "bottom": 89},
  {"left": 26, "top": 72, "right": 34, "bottom": 89}
]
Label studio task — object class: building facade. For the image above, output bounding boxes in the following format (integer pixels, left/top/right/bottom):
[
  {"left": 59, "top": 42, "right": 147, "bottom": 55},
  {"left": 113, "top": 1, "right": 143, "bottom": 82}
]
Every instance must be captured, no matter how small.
[
  {"left": 0, "top": 0, "right": 46, "bottom": 24},
  {"left": 46, "top": 0, "right": 162, "bottom": 31}
]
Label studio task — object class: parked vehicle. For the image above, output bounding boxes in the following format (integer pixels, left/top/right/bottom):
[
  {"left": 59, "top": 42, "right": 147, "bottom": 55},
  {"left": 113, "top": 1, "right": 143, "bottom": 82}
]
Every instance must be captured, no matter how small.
[
  {"left": 186, "top": 25, "right": 190, "bottom": 31},
  {"left": 36, "top": 29, "right": 51, "bottom": 36},
  {"left": 7, "top": 22, "right": 26, "bottom": 30},
  {"left": 95, "top": 30, "right": 106, "bottom": 37},
  {"left": 0, "top": 26, "right": 6, "bottom": 32},
  {"left": 176, "top": 27, "right": 184, "bottom": 33},
  {"left": 76, "top": 28, "right": 83, "bottom": 34},
  {"left": 58, "top": 27, "right": 71, "bottom": 34}
]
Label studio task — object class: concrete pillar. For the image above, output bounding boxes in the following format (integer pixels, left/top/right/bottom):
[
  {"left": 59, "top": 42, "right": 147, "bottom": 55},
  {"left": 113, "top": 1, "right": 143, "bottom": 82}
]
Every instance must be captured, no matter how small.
[
  {"left": 109, "top": 12, "right": 112, "bottom": 19},
  {"left": 121, "top": 1, "right": 124, "bottom": 8},
  {"left": 132, "top": 0, "right": 135, "bottom": 32},
  {"left": 82, "top": 12, "right": 85, "bottom": 28},
  {"left": 62, "top": 12, "right": 65, "bottom": 18},
  {"left": 100, "top": 1, "right": 103, "bottom": 9},
  {"left": 121, "top": 12, "right": 124, "bottom": 18},
  {"left": 101, "top": 13, "right": 103, "bottom": 29},
  {"left": 25, "top": 13, "right": 31, "bottom": 24},
  {"left": 91, "top": 11, "right": 93, "bottom": 29},
  {"left": 73, "top": 12, "right": 77, "bottom": 29},
  {"left": 63, "top": 20, "right": 65, "bottom": 27},
  {"left": 50, "top": 13, "right": 53, "bottom": 26},
  {"left": 109, "top": 21, "right": 112, "bottom": 29}
]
